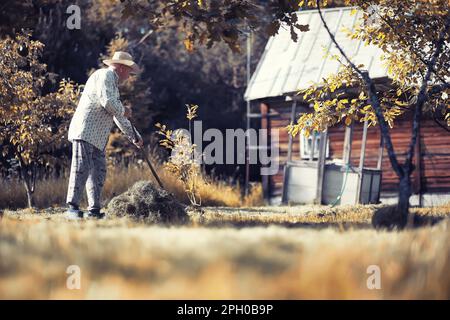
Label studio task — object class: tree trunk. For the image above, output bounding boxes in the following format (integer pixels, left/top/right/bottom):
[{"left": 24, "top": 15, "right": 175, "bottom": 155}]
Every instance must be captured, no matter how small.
[
  {"left": 397, "top": 172, "right": 411, "bottom": 227},
  {"left": 372, "top": 167, "right": 411, "bottom": 229},
  {"left": 18, "top": 160, "right": 35, "bottom": 209},
  {"left": 23, "top": 177, "right": 34, "bottom": 208}
]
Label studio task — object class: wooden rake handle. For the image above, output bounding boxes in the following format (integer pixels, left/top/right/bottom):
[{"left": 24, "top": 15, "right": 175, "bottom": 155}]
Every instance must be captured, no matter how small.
[{"left": 131, "top": 125, "right": 165, "bottom": 190}]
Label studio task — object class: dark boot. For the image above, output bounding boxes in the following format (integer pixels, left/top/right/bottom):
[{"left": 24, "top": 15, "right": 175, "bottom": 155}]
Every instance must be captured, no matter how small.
[
  {"left": 66, "top": 203, "right": 84, "bottom": 220},
  {"left": 87, "top": 208, "right": 105, "bottom": 219}
]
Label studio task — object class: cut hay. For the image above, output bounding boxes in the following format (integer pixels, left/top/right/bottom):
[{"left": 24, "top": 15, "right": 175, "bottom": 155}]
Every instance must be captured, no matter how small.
[{"left": 106, "top": 180, "right": 189, "bottom": 224}]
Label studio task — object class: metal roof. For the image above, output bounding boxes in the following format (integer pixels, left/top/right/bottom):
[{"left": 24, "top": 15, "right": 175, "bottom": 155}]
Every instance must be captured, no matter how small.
[{"left": 244, "top": 7, "right": 389, "bottom": 101}]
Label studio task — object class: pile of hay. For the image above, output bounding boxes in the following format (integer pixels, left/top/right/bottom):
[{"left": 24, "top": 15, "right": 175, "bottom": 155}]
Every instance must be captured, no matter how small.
[{"left": 106, "top": 180, "right": 188, "bottom": 224}]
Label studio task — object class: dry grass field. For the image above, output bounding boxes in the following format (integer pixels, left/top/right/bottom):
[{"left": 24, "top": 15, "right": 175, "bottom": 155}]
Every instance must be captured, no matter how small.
[
  {"left": 1, "top": 204, "right": 449, "bottom": 299},
  {"left": 0, "top": 163, "right": 264, "bottom": 209}
]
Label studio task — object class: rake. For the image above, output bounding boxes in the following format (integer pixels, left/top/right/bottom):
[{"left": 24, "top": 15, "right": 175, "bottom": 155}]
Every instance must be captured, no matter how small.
[{"left": 131, "top": 125, "right": 165, "bottom": 190}]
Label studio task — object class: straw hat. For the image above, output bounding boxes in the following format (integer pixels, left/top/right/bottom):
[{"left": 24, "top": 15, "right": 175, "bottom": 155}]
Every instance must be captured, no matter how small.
[{"left": 103, "top": 51, "right": 140, "bottom": 74}]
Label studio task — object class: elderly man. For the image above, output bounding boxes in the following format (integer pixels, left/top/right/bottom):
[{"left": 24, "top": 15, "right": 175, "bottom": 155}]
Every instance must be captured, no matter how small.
[{"left": 66, "top": 51, "right": 143, "bottom": 219}]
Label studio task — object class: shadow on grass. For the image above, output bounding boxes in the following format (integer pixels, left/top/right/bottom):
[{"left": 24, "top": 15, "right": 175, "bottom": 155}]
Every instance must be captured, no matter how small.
[
  {"left": 200, "top": 206, "right": 448, "bottom": 231},
  {"left": 411, "top": 214, "right": 446, "bottom": 227},
  {"left": 200, "top": 220, "right": 373, "bottom": 230}
]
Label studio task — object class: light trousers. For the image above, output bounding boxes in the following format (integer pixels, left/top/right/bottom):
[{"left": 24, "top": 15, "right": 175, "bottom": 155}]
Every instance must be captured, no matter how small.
[{"left": 66, "top": 139, "right": 107, "bottom": 211}]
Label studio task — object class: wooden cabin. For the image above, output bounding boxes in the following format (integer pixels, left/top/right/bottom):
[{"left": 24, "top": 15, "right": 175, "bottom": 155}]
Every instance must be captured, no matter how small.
[{"left": 244, "top": 7, "right": 450, "bottom": 206}]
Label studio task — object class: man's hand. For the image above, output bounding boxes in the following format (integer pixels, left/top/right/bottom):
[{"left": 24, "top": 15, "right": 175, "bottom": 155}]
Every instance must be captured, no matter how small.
[
  {"left": 124, "top": 105, "right": 132, "bottom": 118},
  {"left": 133, "top": 137, "right": 144, "bottom": 149}
]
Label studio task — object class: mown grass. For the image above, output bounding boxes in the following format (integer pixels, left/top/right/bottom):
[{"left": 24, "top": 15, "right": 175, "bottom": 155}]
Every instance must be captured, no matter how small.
[{"left": 1, "top": 204, "right": 449, "bottom": 299}]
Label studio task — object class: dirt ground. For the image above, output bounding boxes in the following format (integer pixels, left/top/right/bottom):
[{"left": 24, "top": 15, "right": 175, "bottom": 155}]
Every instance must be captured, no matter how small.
[{"left": 0, "top": 204, "right": 449, "bottom": 299}]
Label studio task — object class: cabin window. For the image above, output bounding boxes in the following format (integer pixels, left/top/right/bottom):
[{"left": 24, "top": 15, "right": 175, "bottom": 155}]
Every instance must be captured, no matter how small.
[{"left": 299, "top": 130, "right": 329, "bottom": 160}]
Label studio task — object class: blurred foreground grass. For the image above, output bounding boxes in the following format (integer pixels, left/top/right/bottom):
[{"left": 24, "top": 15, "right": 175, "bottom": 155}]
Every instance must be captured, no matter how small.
[{"left": 1, "top": 204, "right": 449, "bottom": 299}]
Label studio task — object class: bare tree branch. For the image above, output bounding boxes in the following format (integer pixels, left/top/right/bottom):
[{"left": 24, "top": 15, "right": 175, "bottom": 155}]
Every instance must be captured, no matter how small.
[
  {"left": 429, "top": 82, "right": 450, "bottom": 95},
  {"left": 404, "top": 13, "right": 450, "bottom": 170},
  {"left": 434, "top": 115, "right": 450, "bottom": 133},
  {"left": 316, "top": 0, "right": 403, "bottom": 177}
]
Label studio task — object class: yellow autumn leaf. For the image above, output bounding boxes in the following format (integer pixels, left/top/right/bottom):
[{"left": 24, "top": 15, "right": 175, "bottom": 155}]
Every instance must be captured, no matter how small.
[
  {"left": 183, "top": 38, "right": 194, "bottom": 52},
  {"left": 313, "top": 101, "right": 320, "bottom": 111},
  {"left": 303, "top": 129, "right": 310, "bottom": 138},
  {"left": 345, "top": 116, "right": 352, "bottom": 126},
  {"left": 394, "top": 100, "right": 408, "bottom": 106},
  {"left": 358, "top": 91, "right": 366, "bottom": 100}
]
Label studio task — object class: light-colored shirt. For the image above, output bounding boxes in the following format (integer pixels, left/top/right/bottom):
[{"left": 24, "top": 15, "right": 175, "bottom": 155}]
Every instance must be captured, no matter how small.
[{"left": 68, "top": 67, "right": 141, "bottom": 151}]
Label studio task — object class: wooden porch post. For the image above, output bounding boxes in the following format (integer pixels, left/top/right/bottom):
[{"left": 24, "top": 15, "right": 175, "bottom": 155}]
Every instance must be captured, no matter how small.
[
  {"left": 244, "top": 30, "right": 252, "bottom": 197},
  {"left": 287, "top": 100, "right": 297, "bottom": 162},
  {"left": 413, "top": 126, "right": 423, "bottom": 207},
  {"left": 315, "top": 130, "right": 328, "bottom": 204},
  {"left": 343, "top": 124, "right": 353, "bottom": 165},
  {"left": 245, "top": 101, "right": 251, "bottom": 197},
  {"left": 355, "top": 120, "right": 368, "bottom": 204},
  {"left": 282, "top": 100, "right": 297, "bottom": 204},
  {"left": 376, "top": 134, "right": 384, "bottom": 170},
  {"left": 260, "top": 102, "right": 271, "bottom": 203},
  {"left": 376, "top": 133, "right": 384, "bottom": 203},
  {"left": 310, "top": 134, "right": 316, "bottom": 161}
]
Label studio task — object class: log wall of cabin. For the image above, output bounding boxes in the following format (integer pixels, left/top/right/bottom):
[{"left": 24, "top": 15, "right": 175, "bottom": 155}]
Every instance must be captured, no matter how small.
[
  {"left": 268, "top": 100, "right": 308, "bottom": 197},
  {"left": 326, "top": 116, "right": 450, "bottom": 193},
  {"left": 265, "top": 101, "right": 450, "bottom": 198},
  {"left": 262, "top": 99, "right": 309, "bottom": 197}
]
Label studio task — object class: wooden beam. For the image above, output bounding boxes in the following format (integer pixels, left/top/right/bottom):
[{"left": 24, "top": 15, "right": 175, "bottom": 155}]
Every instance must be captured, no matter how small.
[
  {"left": 368, "top": 172, "right": 374, "bottom": 203},
  {"left": 355, "top": 120, "right": 368, "bottom": 204},
  {"left": 310, "top": 133, "right": 316, "bottom": 161},
  {"left": 260, "top": 102, "right": 271, "bottom": 203},
  {"left": 376, "top": 133, "right": 384, "bottom": 170},
  {"left": 343, "top": 124, "right": 353, "bottom": 165},
  {"left": 376, "top": 133, "right": 384, "bottom": 203},
  {"left": 244, "top": 31, "right": 252, "bottom": 197},
  {"left": 315, "top": 130, "right": 328, "bottom": 204},
  {"left": 358, "top": 120, "right": 369, "bottom": 171},
  {"left": 244, "top": 100, "right": 251, "bottom": 197},
  {"left": 287, "top": 100, "right": 297, "bottom": 162},
  {"left": 413, "top": 125, "right": 422, "bottom": 206},
  {"left": 281, "top": 164, "right": 289, "bottom": 204},
  {"left": 283, "top": 100, "right": 297, "bottom": 205}
]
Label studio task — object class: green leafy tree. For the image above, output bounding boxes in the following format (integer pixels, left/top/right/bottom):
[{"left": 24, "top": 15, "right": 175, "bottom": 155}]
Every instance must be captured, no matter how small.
[{"left": 0, "top": 31, "right": 81, "bottom": 207}]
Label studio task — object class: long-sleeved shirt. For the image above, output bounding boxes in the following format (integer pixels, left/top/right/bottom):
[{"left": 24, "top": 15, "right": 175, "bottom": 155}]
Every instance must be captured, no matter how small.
[{"left": 68, "top": 67, "right": 141, "bottom": 151}]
